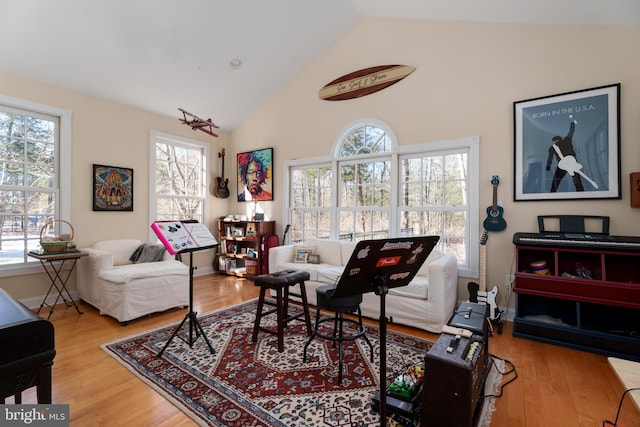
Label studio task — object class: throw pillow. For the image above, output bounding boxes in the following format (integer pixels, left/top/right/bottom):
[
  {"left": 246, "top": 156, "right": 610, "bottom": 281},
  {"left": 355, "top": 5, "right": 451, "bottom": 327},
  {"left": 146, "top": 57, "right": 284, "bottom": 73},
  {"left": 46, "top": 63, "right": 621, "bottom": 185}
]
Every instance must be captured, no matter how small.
[
  {"left": 307, "top": 254, "right": 320, "bottom": 264},
  {"left": 129, "top": 243, "right": 167, "bottom": 263},
  {"left": 294, "top": 249, "right": 309, "bottom": 263},
  {"left": 293, "top": 246, "right": 314, "bottom": 263}
]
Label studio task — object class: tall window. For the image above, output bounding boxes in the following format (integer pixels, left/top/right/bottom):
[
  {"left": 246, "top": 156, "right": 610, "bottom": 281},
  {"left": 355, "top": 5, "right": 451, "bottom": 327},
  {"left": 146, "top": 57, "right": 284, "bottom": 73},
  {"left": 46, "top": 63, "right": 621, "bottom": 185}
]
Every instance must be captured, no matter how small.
[
  {"left": 290, "top": 165, "right": 332, "bottom": 242},
  {"left": 0, "top": 96, "right": 71, "bottom": 273},
  {"left": 399, "top": 150, "right": 469, "bottom": 263},
  {"left": 336, "top": 118, "right": 394, "bottom": 242},
  {"left": 286, "top": 119, "right": 478, "bottom": 277},
  {"left": 149, "top": 131, "right": 208, "bottom": 231}
]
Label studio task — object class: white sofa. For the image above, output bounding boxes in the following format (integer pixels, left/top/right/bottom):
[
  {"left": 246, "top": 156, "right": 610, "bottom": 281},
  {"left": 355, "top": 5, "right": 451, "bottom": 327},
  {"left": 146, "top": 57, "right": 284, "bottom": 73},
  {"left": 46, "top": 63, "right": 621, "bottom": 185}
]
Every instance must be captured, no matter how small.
[
  {"left": 268, "top": 238, "right": 458, "bottom": 333},
  {"left": 76, "top": 239, "right": 189, "bottom": 324}
]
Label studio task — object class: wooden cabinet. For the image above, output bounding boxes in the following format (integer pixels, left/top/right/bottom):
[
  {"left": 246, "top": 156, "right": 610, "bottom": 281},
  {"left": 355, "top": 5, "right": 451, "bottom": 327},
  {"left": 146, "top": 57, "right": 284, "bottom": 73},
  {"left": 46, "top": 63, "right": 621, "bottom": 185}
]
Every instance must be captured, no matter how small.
[
  {"left": 513, "top": 235, "right": 640, "bottom": 361},
  {"left": 216, "top": 219, "right": 275, "bottom": 278}
]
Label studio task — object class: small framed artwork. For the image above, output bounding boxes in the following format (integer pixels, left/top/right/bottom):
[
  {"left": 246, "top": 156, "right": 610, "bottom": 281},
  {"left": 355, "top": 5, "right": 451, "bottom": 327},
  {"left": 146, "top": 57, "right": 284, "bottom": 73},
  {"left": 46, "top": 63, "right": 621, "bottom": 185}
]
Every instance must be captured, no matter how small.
[
  {"left": 237, "top": 148, "right": 274, "bottom": 202},
  {"left": 93, "top": 164, "right": 134, "bottom": 211},
  {"left": 513, "top": 84, "right": 620, "bottom": 201},
  {"left": 307, "top": 254, "right": 320, "bottom": 264},
  {"left": 294, "top": 249, "right": 309, "bottom": 263},
  {"left": 231, "top": 226, "right": 244, "bottom": 237},
  {"left": 246, "top": 223, "right": 257, "bottom": 237}
]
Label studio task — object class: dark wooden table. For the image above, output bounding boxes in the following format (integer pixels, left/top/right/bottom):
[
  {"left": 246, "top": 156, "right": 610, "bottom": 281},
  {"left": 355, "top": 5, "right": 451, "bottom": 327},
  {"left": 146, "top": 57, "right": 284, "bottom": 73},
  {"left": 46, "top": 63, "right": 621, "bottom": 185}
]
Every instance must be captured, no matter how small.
[{"left": 28, "top": 250, "right": 88, "bottom": 319}]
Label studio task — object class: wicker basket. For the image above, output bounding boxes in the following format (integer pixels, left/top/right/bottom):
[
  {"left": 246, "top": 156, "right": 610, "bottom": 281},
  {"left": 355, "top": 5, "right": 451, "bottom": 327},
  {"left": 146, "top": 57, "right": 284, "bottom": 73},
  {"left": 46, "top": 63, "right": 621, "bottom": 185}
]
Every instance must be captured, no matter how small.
[{"left": 40, "top": 219, "right": 74, "bottom": 253}]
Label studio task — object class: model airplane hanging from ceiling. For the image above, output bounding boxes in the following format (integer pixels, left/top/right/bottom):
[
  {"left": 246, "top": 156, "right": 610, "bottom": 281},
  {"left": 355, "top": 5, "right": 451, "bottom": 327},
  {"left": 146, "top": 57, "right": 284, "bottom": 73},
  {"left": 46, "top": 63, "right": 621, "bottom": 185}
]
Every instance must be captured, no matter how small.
[{"left": 178, "top": 108, "right": 219, "bottom": 137}]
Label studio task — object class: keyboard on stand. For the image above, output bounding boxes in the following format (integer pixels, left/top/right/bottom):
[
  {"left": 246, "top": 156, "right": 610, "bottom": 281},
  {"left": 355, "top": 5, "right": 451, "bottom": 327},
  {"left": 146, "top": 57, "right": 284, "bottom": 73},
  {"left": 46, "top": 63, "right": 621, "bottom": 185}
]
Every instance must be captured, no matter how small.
[{"left": 513, "top": 232, "right": 640, "bottom": 251}]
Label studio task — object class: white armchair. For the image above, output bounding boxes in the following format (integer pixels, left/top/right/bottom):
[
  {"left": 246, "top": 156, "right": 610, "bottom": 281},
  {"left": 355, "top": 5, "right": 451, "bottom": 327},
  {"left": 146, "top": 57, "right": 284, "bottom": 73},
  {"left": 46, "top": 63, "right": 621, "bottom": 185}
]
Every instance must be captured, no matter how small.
[{"left": 76, "top": 239, "right": 189, "bottom": 324}]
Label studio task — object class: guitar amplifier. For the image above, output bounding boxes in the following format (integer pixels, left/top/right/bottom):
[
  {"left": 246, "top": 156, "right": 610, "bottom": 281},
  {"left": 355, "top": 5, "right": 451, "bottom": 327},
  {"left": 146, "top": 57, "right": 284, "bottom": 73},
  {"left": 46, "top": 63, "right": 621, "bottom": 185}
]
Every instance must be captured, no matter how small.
[
  {"left": 420, "top": 333, "right": 489, "bottom": 426},
  {"left": 421, "top": 302, "right": 489, "bottom": 426},
  {"left": 449, "top": 301, "right": 488, "bottom": 336}
]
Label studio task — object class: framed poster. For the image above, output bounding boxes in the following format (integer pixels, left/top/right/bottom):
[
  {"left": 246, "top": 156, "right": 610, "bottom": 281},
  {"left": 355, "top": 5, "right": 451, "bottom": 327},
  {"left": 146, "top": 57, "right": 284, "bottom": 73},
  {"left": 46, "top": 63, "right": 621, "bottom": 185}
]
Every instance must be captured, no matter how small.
[
  {"left": 92, "top": 164, "right": 134, "bottom": 211},
  {"left": 237, "top": 148, "right": 273, "bottom": 202},
  {"left": 513, "top": 84, "right": 620, "bottom": 201}
]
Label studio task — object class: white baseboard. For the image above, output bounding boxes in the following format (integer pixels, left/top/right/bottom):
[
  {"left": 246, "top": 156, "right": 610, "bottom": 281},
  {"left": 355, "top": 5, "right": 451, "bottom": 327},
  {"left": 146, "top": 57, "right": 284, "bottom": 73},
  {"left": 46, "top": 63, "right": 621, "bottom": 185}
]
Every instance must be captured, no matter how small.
[
  {"left": 194, "top": 265, "right": 215, "bottom": 276},
  {"left": 20, "top": 290, "right": 80, "bottom": 311}
]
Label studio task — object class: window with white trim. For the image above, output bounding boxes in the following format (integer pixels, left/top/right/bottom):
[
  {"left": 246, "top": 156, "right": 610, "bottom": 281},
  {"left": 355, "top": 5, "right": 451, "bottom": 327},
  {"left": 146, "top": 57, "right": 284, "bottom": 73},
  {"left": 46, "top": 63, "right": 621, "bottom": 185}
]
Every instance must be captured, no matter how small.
[
  {"left": 290, "top": 164, "right": 332, "bottom": 242},
  {"left": 149, "top": 131, "right": 209, "bottom": 232},
  {"left": 399, "top": 149, "right": 469, "bottom": 264},
  {"left": 0, "top": 97, "right": 71, "bottom": 273},
  {"left": 286, "top": 119, "right": 478, "bottom": 277}
]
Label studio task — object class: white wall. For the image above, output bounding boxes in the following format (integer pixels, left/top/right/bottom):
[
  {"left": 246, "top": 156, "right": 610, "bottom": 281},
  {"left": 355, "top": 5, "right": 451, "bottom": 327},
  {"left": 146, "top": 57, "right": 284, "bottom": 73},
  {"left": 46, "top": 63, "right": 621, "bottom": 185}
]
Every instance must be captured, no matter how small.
[
  {"left": 0, "top": 72, "right": 230, "bottom": 299},
  {"left": 230, "top": 18, "right": 640, "bottom": 305}
]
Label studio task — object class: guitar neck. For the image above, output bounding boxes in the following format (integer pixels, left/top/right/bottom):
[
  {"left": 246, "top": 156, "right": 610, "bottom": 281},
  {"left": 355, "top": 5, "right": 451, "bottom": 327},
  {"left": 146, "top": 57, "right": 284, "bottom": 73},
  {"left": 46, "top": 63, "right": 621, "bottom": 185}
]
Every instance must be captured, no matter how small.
[
  {"left": 492, "top": 185, "right": 498, "bottom": 211},
  {"left": 282, "top": 224, "right": 290, "bottom": 244},
  {"left": 219, "top": 150, "right": 225, "bottom": 177},
  {"left": 479, "top": 243, "right": 487, "bottom": 292}
]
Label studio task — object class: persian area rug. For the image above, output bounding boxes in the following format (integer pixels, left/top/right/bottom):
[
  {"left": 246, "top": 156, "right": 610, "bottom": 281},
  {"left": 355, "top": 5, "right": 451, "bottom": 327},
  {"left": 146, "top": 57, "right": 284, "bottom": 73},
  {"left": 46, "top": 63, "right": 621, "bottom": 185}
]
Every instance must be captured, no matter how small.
[{"left": 102, "top": 299, "right": 502, "bottom": 426}]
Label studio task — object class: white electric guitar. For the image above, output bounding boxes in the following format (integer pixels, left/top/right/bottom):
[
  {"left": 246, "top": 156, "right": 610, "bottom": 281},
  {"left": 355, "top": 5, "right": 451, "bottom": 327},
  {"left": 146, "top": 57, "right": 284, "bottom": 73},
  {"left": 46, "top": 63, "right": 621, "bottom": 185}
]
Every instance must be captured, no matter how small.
[{"left": 467, "top": 230, "right": 502, "bottom": 330}]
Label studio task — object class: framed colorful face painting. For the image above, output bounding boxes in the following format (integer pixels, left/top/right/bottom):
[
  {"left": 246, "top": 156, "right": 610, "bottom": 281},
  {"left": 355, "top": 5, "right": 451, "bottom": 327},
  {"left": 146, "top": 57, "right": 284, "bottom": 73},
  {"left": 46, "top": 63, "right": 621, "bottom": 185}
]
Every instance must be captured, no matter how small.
[
  {"left": 513, "top": 84, "right": 620, "bottom": 201},
  {"left": 93, "top": 164, "right": 134, "bottom": 211},
  {"left": 237, "top": 148, "right": 273, "bottom": 202}
]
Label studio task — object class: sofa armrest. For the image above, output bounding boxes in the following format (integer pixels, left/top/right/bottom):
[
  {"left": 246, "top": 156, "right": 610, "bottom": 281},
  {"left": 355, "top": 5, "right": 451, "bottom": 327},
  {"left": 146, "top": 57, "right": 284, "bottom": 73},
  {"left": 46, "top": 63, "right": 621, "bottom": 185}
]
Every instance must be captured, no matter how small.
[
  {"left": 76, "top": 247, "right": 114, "bottom": 307},
  {"left": 425, "top": 253, "right": 459, "bottom": 325},
  {"left": 80, "top": 247, "right": 114, "bottom": 271},
  {"left": 268, "top": 245, "right": 295, "bottom": 273}
]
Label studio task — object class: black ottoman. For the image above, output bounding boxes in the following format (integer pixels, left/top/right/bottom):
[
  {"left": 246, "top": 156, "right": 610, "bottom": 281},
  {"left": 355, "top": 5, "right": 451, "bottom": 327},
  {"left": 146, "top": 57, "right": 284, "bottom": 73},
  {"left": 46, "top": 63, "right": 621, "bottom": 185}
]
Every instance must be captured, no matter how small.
[{"left": 251, "top": 270, "right": 312, "bottom": 352}]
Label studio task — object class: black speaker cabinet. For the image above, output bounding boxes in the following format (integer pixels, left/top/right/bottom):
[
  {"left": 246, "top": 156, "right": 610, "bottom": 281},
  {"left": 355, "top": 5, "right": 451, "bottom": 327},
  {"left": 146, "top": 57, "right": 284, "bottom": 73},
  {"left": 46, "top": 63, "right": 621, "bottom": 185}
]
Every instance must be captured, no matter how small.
[
  {"left": 420, "top": 334, "right": 488, "bottom": 426},
  {"left": 421, "top": 301, "right": 490, "bottom": 426}
]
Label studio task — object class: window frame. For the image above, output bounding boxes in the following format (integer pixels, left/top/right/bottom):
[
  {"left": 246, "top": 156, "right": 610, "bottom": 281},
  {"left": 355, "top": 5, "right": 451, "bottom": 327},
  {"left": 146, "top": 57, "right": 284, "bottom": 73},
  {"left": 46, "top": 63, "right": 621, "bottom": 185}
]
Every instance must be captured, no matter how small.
[
  {"left": 283, "top": 125, "right": 479, "bottom": 278},
  {"left": 148, "top": 130, "right": 209, "bottom": 242},
  {"left": 0, "top": 94, "right": 72, "bottom": 276}
]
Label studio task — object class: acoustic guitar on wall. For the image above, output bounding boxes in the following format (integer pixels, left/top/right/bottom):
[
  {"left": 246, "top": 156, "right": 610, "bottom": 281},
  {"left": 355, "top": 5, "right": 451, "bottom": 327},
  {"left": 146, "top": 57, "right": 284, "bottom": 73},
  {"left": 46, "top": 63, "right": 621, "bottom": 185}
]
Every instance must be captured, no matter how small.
[
  {"left": 214, "top": 149, "right": 229, "bottom": 199},
  {"left": 483, "top": 175, "right": 506, "bottom": 232}
]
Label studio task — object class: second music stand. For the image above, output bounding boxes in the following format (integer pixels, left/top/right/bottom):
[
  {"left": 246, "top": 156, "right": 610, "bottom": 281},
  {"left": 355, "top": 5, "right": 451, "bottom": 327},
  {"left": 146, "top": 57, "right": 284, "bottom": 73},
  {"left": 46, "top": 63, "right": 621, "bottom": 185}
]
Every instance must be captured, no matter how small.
[{"left": 331, "top": 236, "right": 440, "bottom": 426}]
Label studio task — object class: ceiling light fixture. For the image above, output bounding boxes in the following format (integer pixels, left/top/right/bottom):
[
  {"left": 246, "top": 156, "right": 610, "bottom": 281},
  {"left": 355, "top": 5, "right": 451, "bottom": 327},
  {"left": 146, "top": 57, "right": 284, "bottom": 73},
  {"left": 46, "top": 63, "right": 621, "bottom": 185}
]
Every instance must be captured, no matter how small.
[{"left": 230, "top": 59, "right": 242, "bottom": 69}]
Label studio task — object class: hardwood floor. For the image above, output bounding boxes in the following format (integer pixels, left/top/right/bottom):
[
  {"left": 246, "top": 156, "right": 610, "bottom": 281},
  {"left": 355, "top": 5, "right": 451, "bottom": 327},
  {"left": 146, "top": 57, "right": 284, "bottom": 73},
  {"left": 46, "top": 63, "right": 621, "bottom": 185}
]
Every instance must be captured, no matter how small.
[{"left": 10, "top": 274, "right": 639, "bottom": 426}]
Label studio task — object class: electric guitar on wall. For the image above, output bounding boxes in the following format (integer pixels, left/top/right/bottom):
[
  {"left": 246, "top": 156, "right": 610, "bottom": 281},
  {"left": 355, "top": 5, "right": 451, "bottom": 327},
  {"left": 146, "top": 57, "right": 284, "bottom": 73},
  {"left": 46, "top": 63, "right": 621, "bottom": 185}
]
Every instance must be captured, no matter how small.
[
  {"left": 483, "top": 175, "right": 506, "bottom": 232},
  {"left": 214, "top": 149, "right": 229, "bottom": 199},
  {"left": 282, "top": 224, "right": 291, "bottom": 246},
  {"left": 467, "top": 230, "right": 502, "bottom": 333}
]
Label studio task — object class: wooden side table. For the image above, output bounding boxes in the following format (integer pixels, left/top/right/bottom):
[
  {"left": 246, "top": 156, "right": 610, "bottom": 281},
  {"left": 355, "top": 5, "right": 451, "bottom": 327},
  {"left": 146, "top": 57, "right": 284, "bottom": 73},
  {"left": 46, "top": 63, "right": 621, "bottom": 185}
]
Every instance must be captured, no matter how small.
[{"left": 28, "top": 251, "right": 88, "bottom": 319}]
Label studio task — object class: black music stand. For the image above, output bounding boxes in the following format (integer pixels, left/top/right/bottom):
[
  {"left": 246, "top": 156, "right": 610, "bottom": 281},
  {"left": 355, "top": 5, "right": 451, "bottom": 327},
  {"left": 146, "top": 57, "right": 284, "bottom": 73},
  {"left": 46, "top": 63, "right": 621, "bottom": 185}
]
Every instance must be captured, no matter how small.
[
  {"left": 331, "top": 236, "right": 439, "bottom": 426},
  {"left": 157, "top": 243, "right": 218, "bottom": 357}
]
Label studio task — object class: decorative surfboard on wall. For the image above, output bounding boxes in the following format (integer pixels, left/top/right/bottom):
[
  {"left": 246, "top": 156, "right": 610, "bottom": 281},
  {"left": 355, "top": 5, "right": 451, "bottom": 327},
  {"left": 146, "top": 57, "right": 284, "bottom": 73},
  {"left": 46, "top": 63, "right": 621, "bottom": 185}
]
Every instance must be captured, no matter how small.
[{"left": 319, "top": 64, "right": 416, "bottom": 101}]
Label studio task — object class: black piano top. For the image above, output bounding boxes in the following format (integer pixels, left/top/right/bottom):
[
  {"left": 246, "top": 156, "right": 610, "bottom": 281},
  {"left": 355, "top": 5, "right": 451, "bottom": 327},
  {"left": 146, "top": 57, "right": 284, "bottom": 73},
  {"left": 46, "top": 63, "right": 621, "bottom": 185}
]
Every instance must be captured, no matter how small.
[
  {"left": 0, "top": 288, "right": 54, "bottom": 366},
  {"left": 513, "top": 232, "right": 640, "bottom": 252}
]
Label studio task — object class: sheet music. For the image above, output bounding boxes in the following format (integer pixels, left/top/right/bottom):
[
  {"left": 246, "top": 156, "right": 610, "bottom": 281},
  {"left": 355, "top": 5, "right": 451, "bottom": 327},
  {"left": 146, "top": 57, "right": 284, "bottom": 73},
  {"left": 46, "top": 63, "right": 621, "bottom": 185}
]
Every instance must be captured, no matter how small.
[{"left": 183, "top": 222, "right": 218, "bottom": 247}]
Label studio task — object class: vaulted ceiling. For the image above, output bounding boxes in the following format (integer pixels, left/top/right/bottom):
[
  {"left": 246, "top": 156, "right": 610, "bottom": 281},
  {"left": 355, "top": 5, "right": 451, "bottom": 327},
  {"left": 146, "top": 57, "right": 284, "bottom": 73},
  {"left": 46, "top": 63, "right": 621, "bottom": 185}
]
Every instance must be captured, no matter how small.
[{"left": 1, "top": 0, "right": 638, "bottom": 131}]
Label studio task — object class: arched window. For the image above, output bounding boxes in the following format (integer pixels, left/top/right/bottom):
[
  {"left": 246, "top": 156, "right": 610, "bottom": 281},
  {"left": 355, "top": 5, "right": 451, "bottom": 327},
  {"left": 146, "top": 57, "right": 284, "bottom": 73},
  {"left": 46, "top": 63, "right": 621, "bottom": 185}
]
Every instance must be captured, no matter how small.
[
  {"left": 286, "top": 119, "right": 479, "bottom": 277},
  {"left": 334, "top": 119, "right": 396, "bottom": 241},
  {"left": 337, "top": 122, "right": 394, "bottom": 157}
]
